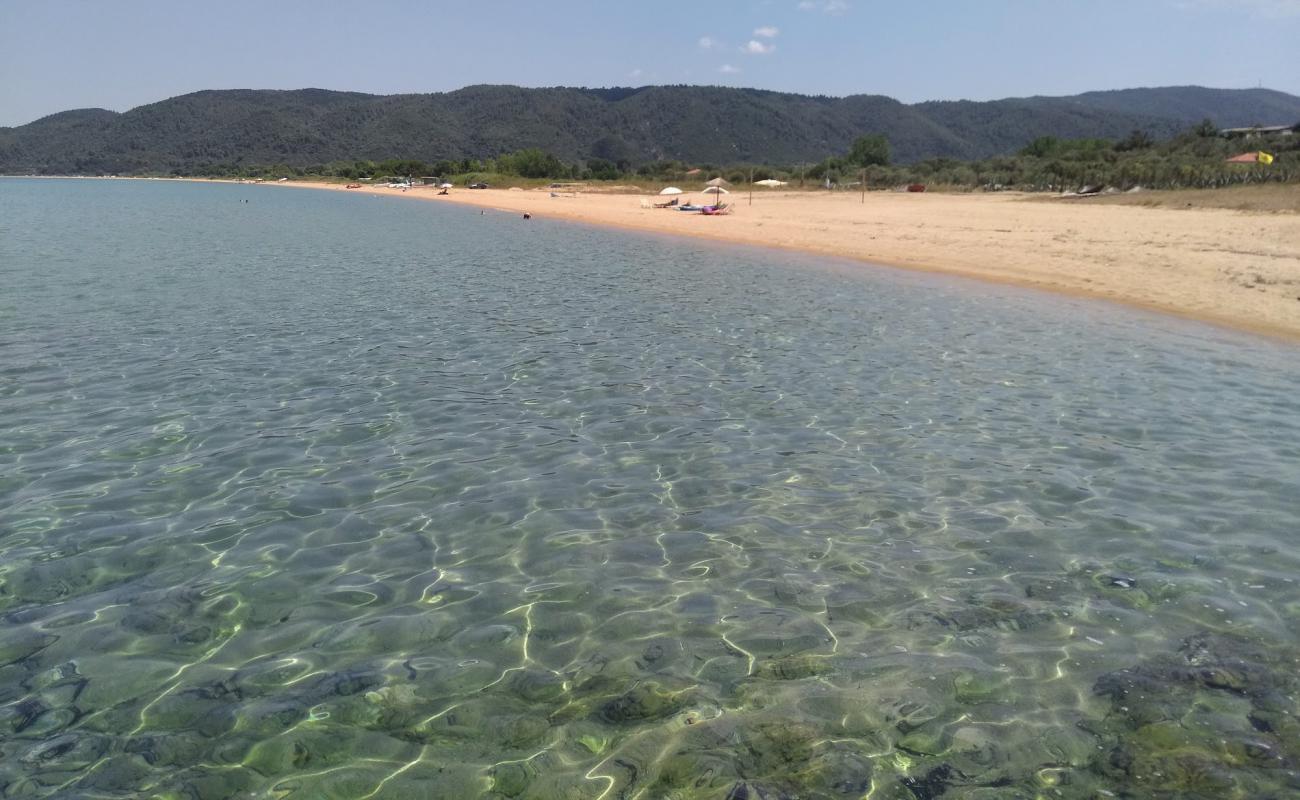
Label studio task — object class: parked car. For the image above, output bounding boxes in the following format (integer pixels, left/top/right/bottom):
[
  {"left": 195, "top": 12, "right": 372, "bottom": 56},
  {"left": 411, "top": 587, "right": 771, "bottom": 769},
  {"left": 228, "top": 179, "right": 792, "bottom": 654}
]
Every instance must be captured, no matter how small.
[{"left": 469, "top": 182, "right": 489, "bottom": 189}]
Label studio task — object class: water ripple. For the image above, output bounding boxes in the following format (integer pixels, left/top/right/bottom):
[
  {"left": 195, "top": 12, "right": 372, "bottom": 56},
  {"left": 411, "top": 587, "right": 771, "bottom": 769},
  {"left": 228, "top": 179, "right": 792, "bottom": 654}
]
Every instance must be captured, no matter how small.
[{"left": 1, "top": 178, "right": 1298, "bottom": 799}]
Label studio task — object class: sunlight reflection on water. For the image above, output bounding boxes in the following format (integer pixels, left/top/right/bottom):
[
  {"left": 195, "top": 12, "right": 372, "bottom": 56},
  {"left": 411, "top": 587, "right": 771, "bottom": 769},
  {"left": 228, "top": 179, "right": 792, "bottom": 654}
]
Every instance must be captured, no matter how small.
[{"left": 1, "top": 178, "right": 1298, "bottom": 799}]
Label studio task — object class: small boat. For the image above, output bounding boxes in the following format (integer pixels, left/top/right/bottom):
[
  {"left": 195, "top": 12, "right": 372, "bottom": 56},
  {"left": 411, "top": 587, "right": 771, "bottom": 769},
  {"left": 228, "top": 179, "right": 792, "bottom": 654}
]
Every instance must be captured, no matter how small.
[
  {"left": 701, "top": 204, "right": 729, "bottom": 215},
  {"left": 678, "top": 204, "right": 704, "bottom": 211}
]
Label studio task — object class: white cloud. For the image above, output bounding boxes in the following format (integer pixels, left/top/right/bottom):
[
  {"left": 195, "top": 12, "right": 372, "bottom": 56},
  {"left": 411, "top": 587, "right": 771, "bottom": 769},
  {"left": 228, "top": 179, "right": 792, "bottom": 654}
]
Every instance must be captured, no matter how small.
[
  {"left": 698, "top": 35, "right": 719, "bottom": 49},
  {"left": 744, "top": 40, "right": 775, "bottom": 55},
  {"left": 719, "top": 64, "right": 741, "bottom": 74},
  {"left": 630, "top": 68, "right": 643, "bottom": 79},
  {"left": 754, "top": 25, "right": 779, "bottom": 38},
  {"left": 800, "top": 0, "right": 849, "bottom": 13}
]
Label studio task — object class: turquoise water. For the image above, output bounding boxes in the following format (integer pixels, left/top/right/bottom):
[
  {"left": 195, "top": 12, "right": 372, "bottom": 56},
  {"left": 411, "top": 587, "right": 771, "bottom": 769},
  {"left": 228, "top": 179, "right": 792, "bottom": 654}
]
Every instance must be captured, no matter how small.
[{"left": 2, "top": 178, "right": 1299, "bottom": 799}]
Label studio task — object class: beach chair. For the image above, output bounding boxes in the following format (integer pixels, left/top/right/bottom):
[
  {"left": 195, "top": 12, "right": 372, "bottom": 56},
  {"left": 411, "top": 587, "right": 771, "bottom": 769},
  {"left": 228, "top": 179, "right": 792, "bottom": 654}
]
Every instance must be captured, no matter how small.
[{"left": 640, "top": 199, "right": 652, "bottom": 208}]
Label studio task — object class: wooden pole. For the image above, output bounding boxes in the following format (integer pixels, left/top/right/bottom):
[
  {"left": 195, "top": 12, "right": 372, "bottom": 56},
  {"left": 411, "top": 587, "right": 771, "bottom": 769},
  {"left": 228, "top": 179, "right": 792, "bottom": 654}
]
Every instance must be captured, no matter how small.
[
  {"left": 861, "top": 169, "right": 866, "bottom": 203},
  {"left": 749, "top": 168, "right": 753, "bottom": 206}
]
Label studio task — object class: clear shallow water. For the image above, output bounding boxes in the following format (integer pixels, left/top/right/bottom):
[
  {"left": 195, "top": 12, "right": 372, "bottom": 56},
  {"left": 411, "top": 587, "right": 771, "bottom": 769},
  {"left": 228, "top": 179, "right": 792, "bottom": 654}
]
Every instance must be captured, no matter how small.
[{"left": 2, "top": 178, "right": 1299, "bottom": 799}]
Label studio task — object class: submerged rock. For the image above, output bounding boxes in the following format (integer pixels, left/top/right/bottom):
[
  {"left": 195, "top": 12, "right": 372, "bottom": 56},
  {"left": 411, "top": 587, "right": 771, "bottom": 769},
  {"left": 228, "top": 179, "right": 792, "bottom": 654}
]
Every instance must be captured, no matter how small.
[
  {"left": 0, "top": 629, "right": 56, "bottom": 668},
  {"left": 506, "top": 668, "right": 567, "bottom": 703},
  {"left": 1090, "top": 632, "right": 1300, "bottom": 798},
  {"left": 490, "top": 761, "right": 532, "bottom": 797},
  {"left": 952, "top": 672, "right": 1005, "bottom": 706},
  {"left": 897, "top": 730, "right": 947, "bottom": 757},
  {"left": 913, "top": 594, "right": 1058, "bottom": 633},
  {"left": 900, "top": 763, "right": 956, "bottom": 800},
  {"left": 752, "top": 655, "right": 833, "bottom": 681},
  {"left": 597, "top": 681, "right": 693, "bottom": 724}
]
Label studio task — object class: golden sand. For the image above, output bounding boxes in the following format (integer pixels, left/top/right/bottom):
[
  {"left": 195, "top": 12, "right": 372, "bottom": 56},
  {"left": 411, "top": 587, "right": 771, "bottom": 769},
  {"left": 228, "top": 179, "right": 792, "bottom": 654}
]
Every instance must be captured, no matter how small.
[{"left": 279, "top": 181, "right": 1300, "bottom": 342}]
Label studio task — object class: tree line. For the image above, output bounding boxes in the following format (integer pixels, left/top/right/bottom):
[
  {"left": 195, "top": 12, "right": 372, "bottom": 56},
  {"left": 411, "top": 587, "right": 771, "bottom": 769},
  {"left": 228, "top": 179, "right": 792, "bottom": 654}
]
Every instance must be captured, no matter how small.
[{"left": 185, "top": 122, "right": 1296, "bottom": 191}]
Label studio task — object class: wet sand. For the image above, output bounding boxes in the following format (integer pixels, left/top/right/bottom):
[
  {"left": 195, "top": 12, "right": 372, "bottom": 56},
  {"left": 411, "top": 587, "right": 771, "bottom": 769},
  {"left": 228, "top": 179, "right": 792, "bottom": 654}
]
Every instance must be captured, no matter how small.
[{"left": 282, "top": 181, "right": 1300, "bottom": 342}]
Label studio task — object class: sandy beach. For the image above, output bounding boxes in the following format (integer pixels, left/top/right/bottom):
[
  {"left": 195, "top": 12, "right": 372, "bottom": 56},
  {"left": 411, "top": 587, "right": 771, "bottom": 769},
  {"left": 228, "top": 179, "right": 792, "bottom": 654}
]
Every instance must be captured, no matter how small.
[{"left": 281, "top": 181, "right": 1300, "bottom": 341}]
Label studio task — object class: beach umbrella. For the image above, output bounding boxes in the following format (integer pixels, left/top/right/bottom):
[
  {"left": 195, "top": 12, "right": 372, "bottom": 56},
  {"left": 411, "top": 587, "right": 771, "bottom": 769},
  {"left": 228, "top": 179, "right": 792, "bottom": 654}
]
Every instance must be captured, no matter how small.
[
  {"left": 704, "top": 177, "right": 731, "bottom": 206},
  {"left": 438, "top": 182, "right": 453, "bottom": 188},
  {"left": 659, "top": 187, "right": 683, "bottom": 195},
  {"left": 701, "top": 186, "right": 730, "bottom": 207},
  {"left": 754, "top": 179, "right": 787, "bottom": 187}
]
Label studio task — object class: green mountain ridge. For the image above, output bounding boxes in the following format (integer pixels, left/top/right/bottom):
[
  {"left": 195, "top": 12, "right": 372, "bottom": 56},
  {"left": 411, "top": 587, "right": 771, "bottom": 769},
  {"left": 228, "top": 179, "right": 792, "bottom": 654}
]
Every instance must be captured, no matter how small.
[{"left": 2, "top": 84, "right": 1298, "bottom": 175}]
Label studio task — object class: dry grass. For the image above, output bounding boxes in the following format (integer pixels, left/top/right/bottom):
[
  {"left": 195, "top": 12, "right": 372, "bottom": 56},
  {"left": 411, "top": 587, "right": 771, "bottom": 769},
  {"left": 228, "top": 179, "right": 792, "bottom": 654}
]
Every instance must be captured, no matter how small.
[{"left": 1071, "top": 184, "right": 1300, "bottom": 214}]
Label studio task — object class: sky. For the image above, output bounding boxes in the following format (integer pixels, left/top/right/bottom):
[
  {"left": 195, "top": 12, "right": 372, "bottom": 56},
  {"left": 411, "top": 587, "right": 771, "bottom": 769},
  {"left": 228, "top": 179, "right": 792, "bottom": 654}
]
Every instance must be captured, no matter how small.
[{"left": 2, "top": 0, "right": 1298, "bottom": 127}]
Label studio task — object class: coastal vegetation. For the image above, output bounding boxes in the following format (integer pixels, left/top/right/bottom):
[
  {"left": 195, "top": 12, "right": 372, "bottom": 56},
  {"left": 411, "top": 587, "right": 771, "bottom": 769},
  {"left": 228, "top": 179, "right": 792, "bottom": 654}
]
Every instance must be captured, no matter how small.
[
  {"left": 3, "top": 84, "right": 1299, "bottom": 184},
  {"left": 155, "top": 121, "right": 1299, "bottom": 196}
]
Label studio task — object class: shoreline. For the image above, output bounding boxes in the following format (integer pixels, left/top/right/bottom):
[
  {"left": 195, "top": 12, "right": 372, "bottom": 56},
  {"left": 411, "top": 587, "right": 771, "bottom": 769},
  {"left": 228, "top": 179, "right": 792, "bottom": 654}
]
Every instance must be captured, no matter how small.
[
  {"left": 288, "top": 180, "right": 1300, "bottom": 345},
  {"left": 10, "top": 175, "right": 1300, "bottom": 343}
]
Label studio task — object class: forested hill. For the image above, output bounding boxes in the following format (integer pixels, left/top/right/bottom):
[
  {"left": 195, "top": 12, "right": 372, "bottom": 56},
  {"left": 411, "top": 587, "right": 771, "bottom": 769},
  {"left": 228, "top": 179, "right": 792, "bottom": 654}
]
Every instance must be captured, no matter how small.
[{"left": 2, "top": 84, "right": 1298, "bottom": 175}]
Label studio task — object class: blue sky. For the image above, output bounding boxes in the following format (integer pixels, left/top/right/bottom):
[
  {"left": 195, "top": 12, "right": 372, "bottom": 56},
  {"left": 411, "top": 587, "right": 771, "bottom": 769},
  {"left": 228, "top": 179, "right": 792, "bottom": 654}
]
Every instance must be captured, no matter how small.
[{"left": 2, "top": 0, "right": 1298, "bottom": 127}]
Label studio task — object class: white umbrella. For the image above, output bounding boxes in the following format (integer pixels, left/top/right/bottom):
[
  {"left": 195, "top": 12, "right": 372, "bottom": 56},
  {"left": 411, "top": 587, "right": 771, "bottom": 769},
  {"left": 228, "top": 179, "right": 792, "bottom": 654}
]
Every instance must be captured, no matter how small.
[
  {"left": 438, "top": 182, "right": 453, "bottom": 189},
  {"left": 754, "top": 179, "right": 787, "bottom": 187},
  {"left": 701, "top": 186, "right": 730, "bottom": 196},
  {"left": 658, "top": 187, "right": 683, "bottom": 196}
]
